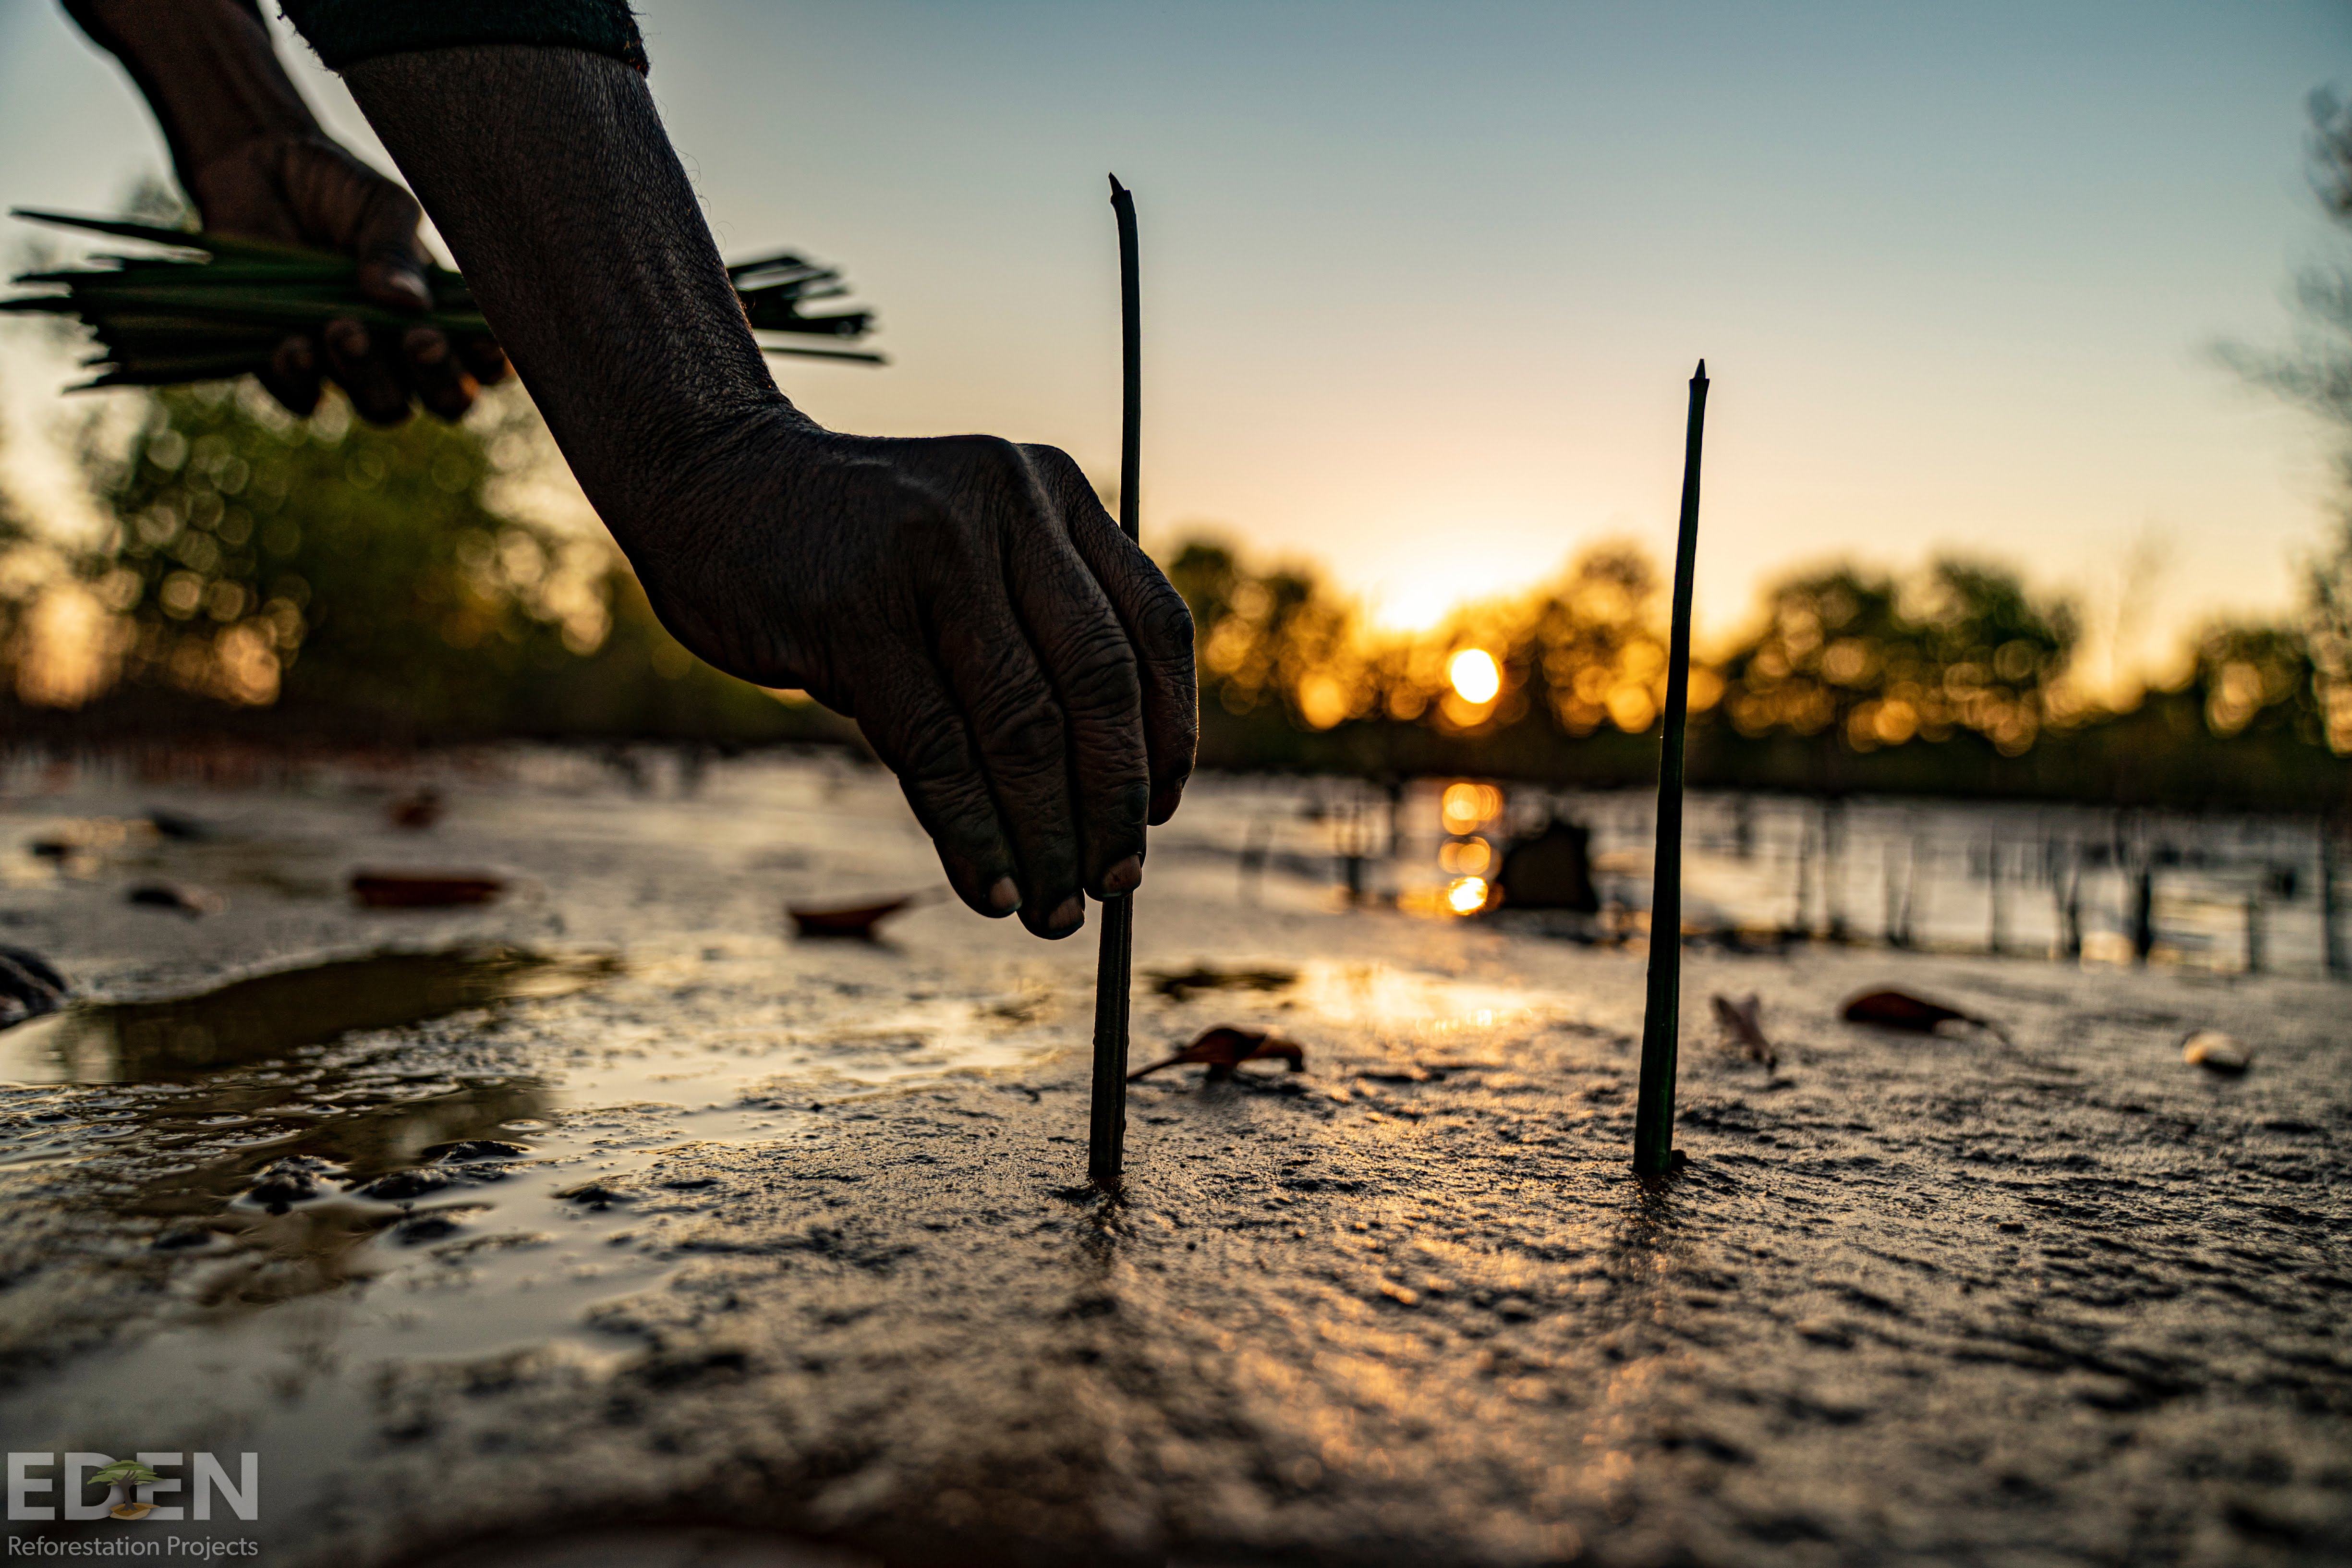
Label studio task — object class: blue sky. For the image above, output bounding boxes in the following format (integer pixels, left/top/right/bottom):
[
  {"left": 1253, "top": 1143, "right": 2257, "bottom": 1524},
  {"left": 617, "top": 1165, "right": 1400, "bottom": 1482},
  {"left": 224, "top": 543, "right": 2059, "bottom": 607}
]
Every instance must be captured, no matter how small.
[{"left": 1, "top": 0, "right": 2345, "bottom": 685}]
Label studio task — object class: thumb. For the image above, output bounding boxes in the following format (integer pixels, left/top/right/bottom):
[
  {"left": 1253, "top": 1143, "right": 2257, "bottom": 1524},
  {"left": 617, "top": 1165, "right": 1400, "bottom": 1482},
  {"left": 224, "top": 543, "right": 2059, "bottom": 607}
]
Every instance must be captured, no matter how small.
[
  {"left": 276, "top": 137, "right": 433, "bottom": 313},
  {"left": 352, "top": 189, "right": 433, "bottom": 314}
]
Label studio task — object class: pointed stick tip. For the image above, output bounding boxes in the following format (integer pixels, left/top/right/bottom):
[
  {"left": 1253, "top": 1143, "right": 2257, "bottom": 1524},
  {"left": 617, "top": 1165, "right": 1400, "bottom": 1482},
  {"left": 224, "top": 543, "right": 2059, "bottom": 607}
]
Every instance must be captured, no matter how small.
[
  {"left": 1694, "top": 358, "right": 1708, "bottom": 380},
  {"left": 1108, "top": 173, "right": 1128, "bottom": 197}
]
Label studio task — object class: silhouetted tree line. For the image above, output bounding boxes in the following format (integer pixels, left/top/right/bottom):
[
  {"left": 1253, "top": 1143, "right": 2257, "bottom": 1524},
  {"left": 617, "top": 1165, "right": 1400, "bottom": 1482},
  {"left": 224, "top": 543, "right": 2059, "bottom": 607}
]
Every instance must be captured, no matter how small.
[
  {"left": 0, "top": 371, "right": 2347, "bottom": 810},
  {"left": 1165, "top": 538, "right": 2352, "bottom": 811}
]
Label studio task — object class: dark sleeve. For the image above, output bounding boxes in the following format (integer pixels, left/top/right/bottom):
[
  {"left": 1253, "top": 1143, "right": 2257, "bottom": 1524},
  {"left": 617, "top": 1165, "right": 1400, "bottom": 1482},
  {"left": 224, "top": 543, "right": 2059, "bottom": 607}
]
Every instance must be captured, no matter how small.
[{"left": 278, "top": 1, "right": 648, "bottom": 73}]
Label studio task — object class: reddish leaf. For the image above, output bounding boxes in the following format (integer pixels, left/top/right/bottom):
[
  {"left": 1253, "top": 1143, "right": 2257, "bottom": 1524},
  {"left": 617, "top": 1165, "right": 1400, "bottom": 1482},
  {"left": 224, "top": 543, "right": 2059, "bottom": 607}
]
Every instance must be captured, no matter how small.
[
  {"left": 1840, "top": 988, "right": 2007, "bottom": 1042},
  {"left": 351, "top": 870, "right": 506, "bottom": 909},
  {"left": 786, "top": 892, "right": 942, "bottom": 940},
  {"left": 1129, "top": 1025, "right": 1306, "bottom": 1082}
]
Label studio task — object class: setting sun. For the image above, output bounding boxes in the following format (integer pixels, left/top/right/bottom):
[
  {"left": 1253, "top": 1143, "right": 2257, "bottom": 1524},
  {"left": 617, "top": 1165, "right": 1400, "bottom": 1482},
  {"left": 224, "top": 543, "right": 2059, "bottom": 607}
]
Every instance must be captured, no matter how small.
[
  {"left": 1447, "top": 648, "right": 1501, "bottom": 705},
  {"left": 1446, "top": 875, "right": 1491, "bottom": 915}
]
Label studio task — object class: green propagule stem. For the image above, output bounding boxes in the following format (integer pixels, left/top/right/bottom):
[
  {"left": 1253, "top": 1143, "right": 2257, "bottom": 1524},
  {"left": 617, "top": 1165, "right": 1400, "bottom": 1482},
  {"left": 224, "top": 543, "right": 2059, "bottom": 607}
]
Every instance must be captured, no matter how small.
[
  {"left": 1089, "top": 175, "right": 1143, "bottom": 1192},
  {"left": 1633, "top": 360, "right": 1710, "bottom": 1178}
]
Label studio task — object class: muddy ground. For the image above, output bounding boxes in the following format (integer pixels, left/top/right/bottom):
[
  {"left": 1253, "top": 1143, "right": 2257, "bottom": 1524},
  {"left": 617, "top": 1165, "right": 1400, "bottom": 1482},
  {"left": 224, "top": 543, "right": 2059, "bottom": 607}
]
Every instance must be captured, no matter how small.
[{"left": 0, "top": 754, "right": 2345, "bottom": 1567}]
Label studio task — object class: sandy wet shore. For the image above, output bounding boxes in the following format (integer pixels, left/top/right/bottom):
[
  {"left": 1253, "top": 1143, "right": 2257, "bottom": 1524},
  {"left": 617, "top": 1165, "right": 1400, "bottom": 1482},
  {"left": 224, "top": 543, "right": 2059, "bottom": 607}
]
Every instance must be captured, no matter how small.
[{"left": 0, "top": 753, "right": 2345, "bottom": 1566}]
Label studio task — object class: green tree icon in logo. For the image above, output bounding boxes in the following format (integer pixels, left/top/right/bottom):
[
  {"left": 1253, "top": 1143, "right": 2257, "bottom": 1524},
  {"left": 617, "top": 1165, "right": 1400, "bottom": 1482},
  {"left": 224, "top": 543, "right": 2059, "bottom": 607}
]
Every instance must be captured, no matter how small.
[{"left": 88, "top": 1460, "right": 162, "bottom": 1521}]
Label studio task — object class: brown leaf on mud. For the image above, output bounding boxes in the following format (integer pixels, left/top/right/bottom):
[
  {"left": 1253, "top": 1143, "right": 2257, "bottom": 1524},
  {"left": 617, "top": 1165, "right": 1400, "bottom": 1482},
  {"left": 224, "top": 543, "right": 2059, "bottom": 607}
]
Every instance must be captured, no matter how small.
[
  {"left": 350, "top": 870, "right": 507, "bottom": 909},
  {"left": 1840, "top": 988, "right": 2009, "bottom": 1043},
  {"left": 2181, "top": 1030, "right": 2250, "bottom": 1075},
  {"left": 1128, "top": 1025, "right": 1306, "bottom": 1081},
  {"left": 786, "top": 890, "right": 940, "bottom": 939},
  {"left": 1710, "top": 993, "right": 1776, "bottom": 1069},
  {"left": 388, "top": 788, "right": 444, "bottom": 829},
  {"left": 1147, "top": 965, "right": 1298, "bottom": 1002},
  {"left": 127, "top": 881, "right": 223, "bottom": 917}
]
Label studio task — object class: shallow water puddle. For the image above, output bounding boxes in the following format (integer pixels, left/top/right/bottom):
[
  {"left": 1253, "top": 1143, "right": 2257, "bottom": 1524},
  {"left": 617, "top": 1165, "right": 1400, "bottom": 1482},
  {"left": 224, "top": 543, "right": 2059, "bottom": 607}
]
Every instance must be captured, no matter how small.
[
  {"left": 0, "top": 946, "right": 619, "bottom": 1086},
  {"left": 0, "top": 939, "right": 1579, "bottom": 1522},
  {"left": 0, "top": 944, "right": 1070, "bottom": 1435}
]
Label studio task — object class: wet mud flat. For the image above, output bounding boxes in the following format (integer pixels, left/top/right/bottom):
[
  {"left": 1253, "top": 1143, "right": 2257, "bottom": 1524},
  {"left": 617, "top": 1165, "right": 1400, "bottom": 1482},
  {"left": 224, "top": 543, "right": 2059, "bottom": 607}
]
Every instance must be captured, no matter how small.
[{"left": 0, "top": 755, "right": 2346, "bottom": 1566}]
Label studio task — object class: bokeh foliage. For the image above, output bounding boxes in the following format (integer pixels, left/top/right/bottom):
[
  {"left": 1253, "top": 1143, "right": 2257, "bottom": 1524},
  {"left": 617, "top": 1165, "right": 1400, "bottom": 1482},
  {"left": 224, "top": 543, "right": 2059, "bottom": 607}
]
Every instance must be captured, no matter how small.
[{"left": 3, "top": 380, "right": 845, "bottom": 746}]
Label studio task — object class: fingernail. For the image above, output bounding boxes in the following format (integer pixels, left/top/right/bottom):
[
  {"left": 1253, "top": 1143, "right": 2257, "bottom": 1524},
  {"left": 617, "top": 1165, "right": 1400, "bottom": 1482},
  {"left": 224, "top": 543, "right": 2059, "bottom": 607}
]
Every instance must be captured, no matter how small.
[
  {"left": 1103, "top": 855, "right": 1143, "bottom": 896},
  {"left": 1049, "top": 895, "right": 1085, "bottom": 933},
  {"left": 988, "top": 877, "right": 1020, "bottom": 913}
]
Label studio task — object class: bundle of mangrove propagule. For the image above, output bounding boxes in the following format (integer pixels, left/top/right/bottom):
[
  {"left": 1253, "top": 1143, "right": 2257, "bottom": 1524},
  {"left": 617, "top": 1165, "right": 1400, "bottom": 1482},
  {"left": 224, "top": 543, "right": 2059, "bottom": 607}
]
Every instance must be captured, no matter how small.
[{"left": 2, "top": 208, "right": 882, "bottom": 392}]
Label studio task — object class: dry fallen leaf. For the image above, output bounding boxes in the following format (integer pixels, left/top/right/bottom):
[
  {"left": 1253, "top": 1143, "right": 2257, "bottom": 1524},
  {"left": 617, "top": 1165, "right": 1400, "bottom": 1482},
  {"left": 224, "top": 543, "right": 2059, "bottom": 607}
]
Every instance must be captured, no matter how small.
[
  {"left": 350, "top": 870, "right": 507, "bottom": 909},
  {"left": 2181, "top": 1030, "right": 2250, "bottom": 1075},
  {"left": 786, "top": 889, "right": 941, "bottom": 939},
  {"left": 1128, "top": 1025, "right": 1305, "bottom": 1082},
  {"left": 1841, "top": 988, "right": 2009, "bottom": 1043}
]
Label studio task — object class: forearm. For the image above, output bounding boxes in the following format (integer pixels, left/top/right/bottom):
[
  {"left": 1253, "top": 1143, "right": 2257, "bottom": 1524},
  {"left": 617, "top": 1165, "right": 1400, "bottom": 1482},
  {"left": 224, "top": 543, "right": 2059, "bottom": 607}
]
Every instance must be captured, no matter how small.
[
  {"left": 341, "top": 47, "right": 800, "bottom": 557},
  {"left": 63, "top": 0, "right": 321, "bottom": 199}
]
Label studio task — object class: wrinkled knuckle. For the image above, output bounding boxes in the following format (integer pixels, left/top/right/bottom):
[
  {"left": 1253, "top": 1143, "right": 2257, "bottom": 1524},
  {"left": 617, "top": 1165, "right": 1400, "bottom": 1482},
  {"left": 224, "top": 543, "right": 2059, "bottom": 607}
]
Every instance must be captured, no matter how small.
[
  {"left": 1139, "top": 588, "right": 1196, "bottom": 657},
  {"left": 970, "top": 684, "right": 1065, "bottom": 756},
  {"left": 1057, "top": 633, "right": 1141, "bottom": 714},
  {"left": 898, "top": 721, "right": 979, "bottom": 796}
]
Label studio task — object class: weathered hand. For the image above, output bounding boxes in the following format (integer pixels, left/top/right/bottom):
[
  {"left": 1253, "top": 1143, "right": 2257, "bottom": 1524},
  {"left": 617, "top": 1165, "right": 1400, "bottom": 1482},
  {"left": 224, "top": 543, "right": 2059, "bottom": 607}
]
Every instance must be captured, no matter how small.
[
  {"left": 59, "top": 0, "right": 507, "bottom": 424},
  {"left": 338, "top": 44, "right": 1200, "bottom": 932},
  {"left": 634, "top": 415, "right": 1196, "bottom": 938},
  {"left": 188, "top": 132, "right": 509, "bottom": 423}
]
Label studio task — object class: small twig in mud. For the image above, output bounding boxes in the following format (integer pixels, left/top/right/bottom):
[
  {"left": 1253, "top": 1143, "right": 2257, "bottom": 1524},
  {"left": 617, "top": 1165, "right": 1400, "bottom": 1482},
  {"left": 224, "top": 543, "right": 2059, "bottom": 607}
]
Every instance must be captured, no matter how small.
[
  {"left": 1840, "top": 988, "right": 2011, "bottom": 1045},
  {"left": 1128, "top": 1025, "right": 1305, "bottom": 1082},
  {"left": 1709, "top": 993, "right": 1776, "bottom": 1070}
]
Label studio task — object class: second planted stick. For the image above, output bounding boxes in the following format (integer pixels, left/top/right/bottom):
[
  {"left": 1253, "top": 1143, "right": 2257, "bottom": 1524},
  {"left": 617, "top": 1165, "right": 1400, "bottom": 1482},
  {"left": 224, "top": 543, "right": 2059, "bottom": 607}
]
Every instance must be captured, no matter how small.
[
  {"left": 1633, "top": 360, "right": 1710, "bottom": 1177},
  {"left": 1088, "top": 175, "right": 1143, "bottom": 1190}
]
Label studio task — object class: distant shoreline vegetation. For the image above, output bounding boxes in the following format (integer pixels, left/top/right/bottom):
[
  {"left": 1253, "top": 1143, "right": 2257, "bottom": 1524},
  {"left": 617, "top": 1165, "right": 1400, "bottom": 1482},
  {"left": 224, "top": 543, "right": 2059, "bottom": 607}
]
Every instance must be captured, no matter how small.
[{"left": 0, "top": 378, "right": 2346, "bottom": 812}]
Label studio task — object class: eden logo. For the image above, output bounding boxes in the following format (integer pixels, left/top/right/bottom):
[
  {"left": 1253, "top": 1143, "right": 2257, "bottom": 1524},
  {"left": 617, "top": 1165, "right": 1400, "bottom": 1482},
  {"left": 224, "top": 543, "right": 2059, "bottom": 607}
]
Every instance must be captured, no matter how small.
[{"left": 6, "top": 1453, "right": 257, "bottom": 1521}]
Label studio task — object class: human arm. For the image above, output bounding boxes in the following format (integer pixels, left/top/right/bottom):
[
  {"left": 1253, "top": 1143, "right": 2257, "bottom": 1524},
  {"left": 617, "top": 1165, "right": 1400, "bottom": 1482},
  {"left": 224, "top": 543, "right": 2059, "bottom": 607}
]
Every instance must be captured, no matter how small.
[
  {"left": 59, "top": 0, "right": 506, "bottom": 420},
  {"left": 333, "top": 45, "right": 1195, "bottom": 937}
]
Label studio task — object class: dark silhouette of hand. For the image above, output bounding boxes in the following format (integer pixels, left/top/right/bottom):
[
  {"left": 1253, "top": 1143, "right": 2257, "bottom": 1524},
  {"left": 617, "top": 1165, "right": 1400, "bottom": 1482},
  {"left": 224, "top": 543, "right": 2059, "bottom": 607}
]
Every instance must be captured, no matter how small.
[
  {"left": 189, "top": 132, "right": 509, "bottom": 422},
  {"left": 60, "top": 0, "right": 507, "bottom": 424},
  {"left": 339, "top": 46, "right": 1199, "bottom": 928},
  {"left": 637, "top": 417, "right": 1196, "bottom": 937}
]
